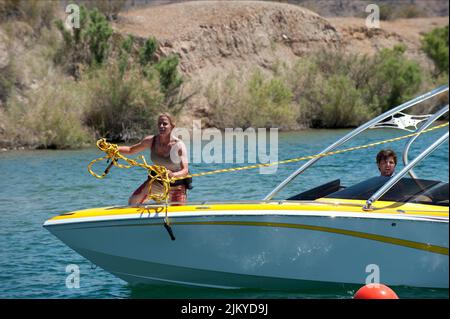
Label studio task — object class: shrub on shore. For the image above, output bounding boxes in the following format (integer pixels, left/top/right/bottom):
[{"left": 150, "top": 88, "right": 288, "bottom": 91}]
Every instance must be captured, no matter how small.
[
  {"left": 206, "top": 69, "right": 299, "bottom": 130},
  {"left": 2, "top": 80, "right": 91, "bottom": 149},
  {"left": 52, "top": 6, "right": 185, "bottom": 142},
  {"left": 139, "top": 37, "right": 158, "bottom": 67},
  {"left": 302, "top": 74, "right": 369, "bottom": 128},
  {"left": 422, "top": 25, "right": 449, "bottom": 76},
  {"left": 0, "top": 1, "right": 444, "bottom": 149},
  {"left": 292, "top": 51, "right": 378, "bottom": 128},
  {"left": 83, "top": 63, "right": 164, "bottom": 141},
  {"left": 369, "top": 45, "right": 423, "bottom": 112},
  {"left": 54, "top": 5, "right": 113, "bottom": 77},
  {"left": 0, "top": 0, "right": 56, "bottom": 32},
  {"left": 207, "top": 45, "right": 424, "bottom": 129},
  {"left": 0, "top": 59, "right": 16, "bottom": 106},
  {"left": 75, "top": 0, "right": 127, "bottom": 21}
]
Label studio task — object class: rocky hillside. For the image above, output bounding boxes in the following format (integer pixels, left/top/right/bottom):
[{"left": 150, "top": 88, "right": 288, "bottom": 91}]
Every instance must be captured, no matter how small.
[
  {"left": 115, "top": 1, "right": 340, "bottom": 73},
  {"left": 278, "top": 0, "right": 449, "bottom": 17},
  {"left": 0, "top": 29, "right": 8, "bottom": 72},
  {"left": 112, "top": 1, "right": 448, "bottom": 126},
  {"left": 115, "top": 0, "right": 450, "bottom": 18},
  {"left": 329, "top": 16, "right": 449, "bottom": 69},
  {"left": 114, "top": 1, "right": 344, "bottom": 126}
]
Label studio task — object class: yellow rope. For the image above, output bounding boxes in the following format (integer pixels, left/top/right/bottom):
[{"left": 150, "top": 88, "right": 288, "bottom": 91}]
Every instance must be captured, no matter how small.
[
  {"left": 88, "top": 122, "right": 449, "bottom": 202},
  {"left": 87, "top": 139, "right": 172, "bottom": 204},
  {"left": 178, "top": 122, "right": 449, "bottom": 179}
]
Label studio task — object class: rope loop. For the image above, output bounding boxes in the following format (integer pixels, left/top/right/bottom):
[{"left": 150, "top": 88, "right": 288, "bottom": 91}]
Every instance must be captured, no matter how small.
[{"left": 88, "top": 138, "right": 174, "bottom": 203}]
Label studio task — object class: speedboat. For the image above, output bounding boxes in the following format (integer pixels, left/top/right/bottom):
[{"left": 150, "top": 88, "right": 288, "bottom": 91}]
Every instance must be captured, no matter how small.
[{"left": 44, "top": 86, "right": 449, "bottom": 289}]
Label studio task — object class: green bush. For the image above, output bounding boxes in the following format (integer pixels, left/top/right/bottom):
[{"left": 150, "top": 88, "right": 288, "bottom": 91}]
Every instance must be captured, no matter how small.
[
  {"left": 3, "top": 80, "right": 91, "bottom": 149},
  {"left": 206, "top": 72, "right": 244, "bottom": 128},
  {"left": 306, "top": 46, "right": 422, "bottom": 122},
  {"left": 155, "top": 55, "right": 183, "bottom": 93},
  {"left": 53, "top": 11, "right": 185, "bottom": 141},
  {"left": 206, "top": 70, "right": 299, "bottom": 130},
  {"left": 369, "top": 45, "right": 423, "bottom": 112},
  {"left": 139, "top": 37, "right": 158, "bottom": 66},
  {"left": 0, "top": 0, "right": 56, "bottom": 32},
  {"left": 83, "top": 64, "right": 164, "bottom": 141},
  {"left": 325, "top": 46, "right": 422, "bottom": 114},
  {"left": 208, "top": 45, "right": 424, "bottom": 129},
  {"left": 422, "top": 25, "right": 449, "bottom": 76},
  {"left": 121, "top": 35, "right": 134, "bottom": 54},
  {"left": 85, "top": 8, "right": 113, "bottom": 65},
  {"left": 0, "top": 61, "right": 16, "bottom": 106},
  {"left": 76, "top": 0, "right": 126, "bottom": 21},
  {"left": 154, "top": 54, "right": 185, "bottom": 110},
  {"left": 280, "top": 52, "right": 377, "bottom": 128},
  {"left": 54, "top": 5, "right": 113, "bottom": 74},
  {"left": 0, "top": 1, "right": 188, "bottom": 148},
  {"left": 54, "top": 4, "right": 89, "bottom": 49},
  {"left": 246, "top": 71, "right": 297, "bottom": 129},
  {"left": 309, "top": 75, "right": 369, "bottom": 128},
  {"left": 118, "top": 35, "right": 135, "bottom": 77}
]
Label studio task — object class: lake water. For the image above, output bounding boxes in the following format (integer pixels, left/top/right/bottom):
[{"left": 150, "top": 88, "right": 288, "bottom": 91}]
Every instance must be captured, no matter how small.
[{"left": 0, "top": 128, "right": 448, "bottom": 299}]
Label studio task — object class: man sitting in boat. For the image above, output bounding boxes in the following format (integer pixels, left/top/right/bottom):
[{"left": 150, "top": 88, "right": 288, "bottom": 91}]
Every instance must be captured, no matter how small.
[
  {"left": 118, "top": 113, "right": 190, "bottom": 206},
  {"left": 376, "top": 149, "right": 397, "bottom": 177}
]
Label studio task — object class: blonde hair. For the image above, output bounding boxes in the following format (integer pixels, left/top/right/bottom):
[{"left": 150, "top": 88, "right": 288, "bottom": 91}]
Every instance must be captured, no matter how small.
[{"left": 158, "top": 113, "right": 175, "bottom": 128}]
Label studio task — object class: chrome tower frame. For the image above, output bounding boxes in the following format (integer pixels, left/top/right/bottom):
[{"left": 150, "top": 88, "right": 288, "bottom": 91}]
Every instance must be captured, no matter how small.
[{"left": 265, "top": 85, "right": 449, "bottom": 209}]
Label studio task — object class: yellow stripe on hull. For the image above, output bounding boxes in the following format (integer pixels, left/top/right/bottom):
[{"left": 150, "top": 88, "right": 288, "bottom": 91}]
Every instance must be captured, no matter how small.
[
  {"left": 99, "top": 219, "right": 448, "bottom": 256},
  {"left": 171, "top": 221, "right": 449, "bottom": 256},
  {"left": 49, "top": 200, "right": 449, "bottom": 222}
]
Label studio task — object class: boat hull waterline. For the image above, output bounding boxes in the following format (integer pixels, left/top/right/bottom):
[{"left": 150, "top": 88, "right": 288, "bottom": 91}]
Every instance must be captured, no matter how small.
[{"left": 44, "top": 203, "right": 449, "bottom": 289}]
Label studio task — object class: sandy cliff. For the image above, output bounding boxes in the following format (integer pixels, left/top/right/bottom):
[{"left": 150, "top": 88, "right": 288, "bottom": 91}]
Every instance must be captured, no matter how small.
[
  {"left": 113, "top": 1, "right": 448, "bottom": 126},
  {"left": 115, "top": 1, "right": 342, "bottom": 75}
]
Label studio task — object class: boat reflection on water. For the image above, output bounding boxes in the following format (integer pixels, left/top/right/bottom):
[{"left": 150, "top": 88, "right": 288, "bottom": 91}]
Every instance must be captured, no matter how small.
[{"left": 44, "top": 85, "right": 449, "bottom": 290}]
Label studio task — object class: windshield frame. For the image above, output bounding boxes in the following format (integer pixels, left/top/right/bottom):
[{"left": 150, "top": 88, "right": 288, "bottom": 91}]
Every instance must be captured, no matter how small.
[{"left": 323, "top": 176, "right": 449, "bottom": 207}]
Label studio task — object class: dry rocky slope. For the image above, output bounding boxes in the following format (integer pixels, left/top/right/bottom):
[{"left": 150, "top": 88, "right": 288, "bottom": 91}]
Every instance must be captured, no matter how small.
[
  {"left": 0, "top": 29, "right": 8, "bottom": 70},
  {"left": 114, "top": 0, "right": 448, "bottom": 126}
]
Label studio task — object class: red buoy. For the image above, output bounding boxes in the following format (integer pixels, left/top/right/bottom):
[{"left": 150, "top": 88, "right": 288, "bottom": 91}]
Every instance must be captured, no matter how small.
[{"left": 354, "top": 284, "right": 399, "bottom": 299}]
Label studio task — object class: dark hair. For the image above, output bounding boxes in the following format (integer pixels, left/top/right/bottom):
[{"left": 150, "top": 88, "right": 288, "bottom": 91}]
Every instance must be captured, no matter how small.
[{"left": 376, "top": 149, "right": 397, "bottom": 165}]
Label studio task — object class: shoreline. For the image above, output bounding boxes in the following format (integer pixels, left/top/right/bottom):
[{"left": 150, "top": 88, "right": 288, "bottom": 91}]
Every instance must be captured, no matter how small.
[
  {"left": 1, "top": 121, "right": 448, "bottom": 152},
  {"left": 0, "top": 127, "right": 347, "bottom": 152}
]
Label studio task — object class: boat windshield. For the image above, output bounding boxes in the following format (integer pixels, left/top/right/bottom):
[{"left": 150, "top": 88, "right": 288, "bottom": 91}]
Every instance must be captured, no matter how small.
[{"left": 325, "top": 176, "right": 449, "bottom": 206}]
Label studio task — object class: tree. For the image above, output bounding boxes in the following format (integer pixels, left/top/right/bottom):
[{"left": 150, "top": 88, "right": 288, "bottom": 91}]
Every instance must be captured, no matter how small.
[{"left": 422, "top": 25, "right": 449, "bottom": 76}]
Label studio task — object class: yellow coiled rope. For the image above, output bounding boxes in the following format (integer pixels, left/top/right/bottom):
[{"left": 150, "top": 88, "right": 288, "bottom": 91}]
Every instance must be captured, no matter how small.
[
  {"left": 87, "top": 138, "right": 172, "bottom": 203},
  {"left": 88, "top": 122, "right": 449, "bottom": 203}
]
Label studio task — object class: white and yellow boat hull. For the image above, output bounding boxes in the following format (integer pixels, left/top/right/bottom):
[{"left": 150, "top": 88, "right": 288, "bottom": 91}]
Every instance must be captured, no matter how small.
[{"left": 44, "top": 201, "right": 449, "bottom": 289}]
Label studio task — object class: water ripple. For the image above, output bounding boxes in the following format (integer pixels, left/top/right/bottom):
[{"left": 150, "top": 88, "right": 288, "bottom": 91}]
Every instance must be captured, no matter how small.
[{"left": 0, "top": 130, "right": 448, "bottom": 298}]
